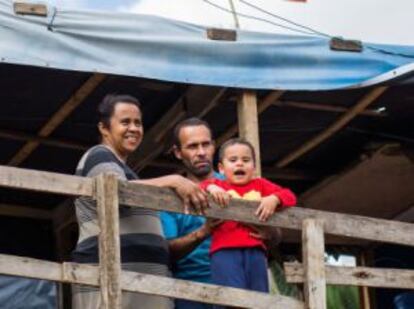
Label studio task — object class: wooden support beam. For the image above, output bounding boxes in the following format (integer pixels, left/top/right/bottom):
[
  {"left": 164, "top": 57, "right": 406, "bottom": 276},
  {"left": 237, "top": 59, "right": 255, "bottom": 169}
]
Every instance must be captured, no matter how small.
[
  {"left": 273, "top": 100, "right": 386, "bottom": 117},
  {"left": 0, "top": 254, "right": 304, "bottom": 309},
  {"left": 284, "top": 263, "right": 414, "bottom": 289},
  {"left": 238, "top": 91, "right": 261, "bottom": 176},
  {"left": 0, "top": 166, "right": 94, "bottom": 196},
  {"left": 119, "top": 181, "right": 414, "bottom": 247},
  {"left": 129, "top": 86, "right": 226, "bottom": 171},
  {"left": 276, "top": 86, "right": 388, "bottom": 167},
  {"left": 0, "top": 203, "right": 51, "bottom": 220},
  {"left": 216, "top": 90, "right": 284, "bottom": 146},
  {"left": 96, "top": 174, "right": 122, "bottom": 309},
  {"left": 0, "top": 128, "right": 89, "bottom": 151},
  {"left": 8, "top": 73, "right": 106, "bottom": 166},
  {"left": 302, "top": 219, "right": 326, "bottom": 309},
  {"left": 0, "top": 166, "right": 413, "bottom": 247}
]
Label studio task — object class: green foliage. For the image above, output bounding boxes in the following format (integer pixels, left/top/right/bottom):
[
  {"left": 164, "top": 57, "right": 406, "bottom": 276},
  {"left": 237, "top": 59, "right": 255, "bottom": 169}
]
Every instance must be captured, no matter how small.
[{"left": 327, "top": 285, "right": 360, "bottom": 309}]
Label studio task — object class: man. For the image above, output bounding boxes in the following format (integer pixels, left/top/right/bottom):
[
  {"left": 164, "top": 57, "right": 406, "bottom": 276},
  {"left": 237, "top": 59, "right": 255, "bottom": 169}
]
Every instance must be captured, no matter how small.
[
  {"left": 162, "top": 117, "right": 282, "bottom": 309},
  {"left": 161, "top": 118, "right": 219, "bottom": 309}
]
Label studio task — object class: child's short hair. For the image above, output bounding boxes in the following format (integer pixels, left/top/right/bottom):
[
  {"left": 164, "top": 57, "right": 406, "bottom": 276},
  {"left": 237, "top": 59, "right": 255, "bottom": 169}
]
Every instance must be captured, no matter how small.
[{"left": 218, "top": 138, "right": 256, "bottom": 164}]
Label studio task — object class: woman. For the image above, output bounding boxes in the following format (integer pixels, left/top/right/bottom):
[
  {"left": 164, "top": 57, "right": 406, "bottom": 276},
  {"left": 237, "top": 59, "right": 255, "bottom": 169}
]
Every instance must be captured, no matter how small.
[{"left": 71, "top": 94, "right": 208, "bottom": 309}]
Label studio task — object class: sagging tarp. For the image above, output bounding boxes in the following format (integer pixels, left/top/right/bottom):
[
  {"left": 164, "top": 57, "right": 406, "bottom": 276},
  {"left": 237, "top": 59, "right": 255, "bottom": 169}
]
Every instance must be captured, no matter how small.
[{"left": 1, "top": 0, "right": 414, "bottom": 90}]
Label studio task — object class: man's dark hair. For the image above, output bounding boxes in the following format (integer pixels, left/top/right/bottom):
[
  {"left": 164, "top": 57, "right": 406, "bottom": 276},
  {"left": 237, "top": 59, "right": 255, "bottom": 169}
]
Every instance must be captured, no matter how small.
[
  {"left": 98, "top": 94, "right": 141, "bottom": 128},
  {"left": 173, "top": 117, "right": 213, "bottom": 148},
  {"left": 218, "top": 138, "right": 256, "bottom": 164}
]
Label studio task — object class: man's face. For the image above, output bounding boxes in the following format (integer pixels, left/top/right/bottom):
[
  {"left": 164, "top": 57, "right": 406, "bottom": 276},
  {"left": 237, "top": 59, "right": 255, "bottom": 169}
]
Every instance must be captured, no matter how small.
[{"left": 174, "top": 125, "right": 215, "bottom": 180}]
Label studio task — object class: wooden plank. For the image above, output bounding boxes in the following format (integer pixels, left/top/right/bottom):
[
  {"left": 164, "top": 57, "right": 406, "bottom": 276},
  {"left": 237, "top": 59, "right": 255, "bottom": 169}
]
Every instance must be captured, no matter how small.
[
  {"left": 206, "top": 28, "right": 237, "bottom": 41},
  {"left": 13, "top": 2, "right": 47, "bottom": 16},
  {"left": 0, "top": 203, "right": 51, "bottom": 220},
  {"left": 0, "top": 254, "right": 303, "bottom": 309},
  {"left": 119, "top": 181, "right": 414, "bottom": 246},
  {"left": 276, "top": 86, "right": 388, "bottom": 167},
  {"left": 0, "top": 128, "right": 89, "bottom": 151},
  {"left": 302, "top": 219, "right": 326, "bottom": 309},
  {"left": 274, "top": 100, "right": 386, "bottom": 117},
  {"left": 96, "top": 174, "right": 122, "bottom": 309},
  {"left": 0, "top": 165, "right": 93, "bottom": 196},
  {"left": 8, "top": 73, "right": 105, "bottom": 166},
  {"left": 284, "top": 263, "right": 414, "bottom": 289},
  {"left": 238, "top": 91, "right": 261, "bottom": 176},
  {"left": 129, "top": 86, "right": 226, "bottom": 171},
  {"left": 216, "top": 90, "right": 285, "bottom": 146}
]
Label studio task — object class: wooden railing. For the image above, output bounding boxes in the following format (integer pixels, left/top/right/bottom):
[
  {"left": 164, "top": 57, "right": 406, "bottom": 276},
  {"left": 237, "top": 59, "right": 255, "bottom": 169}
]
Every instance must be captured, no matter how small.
[{"left": 0, "top": 165, "right": 413, "bottom": 308}]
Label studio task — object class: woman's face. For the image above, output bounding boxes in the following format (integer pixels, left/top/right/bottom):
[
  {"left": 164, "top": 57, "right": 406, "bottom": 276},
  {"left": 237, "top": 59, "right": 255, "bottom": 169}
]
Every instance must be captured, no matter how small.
[{"left": 99, "top": 102, "right": 143, "bottom": 161}]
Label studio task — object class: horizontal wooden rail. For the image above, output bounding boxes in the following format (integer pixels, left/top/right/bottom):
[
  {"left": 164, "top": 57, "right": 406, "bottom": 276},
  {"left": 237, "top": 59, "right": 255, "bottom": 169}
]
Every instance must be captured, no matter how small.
[
  {"left": 119, "top": 181, "right": 414, "bottom": 247},
  {"left": 0, "top": 166, "right": 93, "bottom": 196},
  {"left": 0, "top": 166, "right": 413, "bottom": 247},
  {"left": 0, "top": 254, "right": 303, "bottom": 309},
  {"left": 284, "top": 262, "right": 414, "bottom": 289}
]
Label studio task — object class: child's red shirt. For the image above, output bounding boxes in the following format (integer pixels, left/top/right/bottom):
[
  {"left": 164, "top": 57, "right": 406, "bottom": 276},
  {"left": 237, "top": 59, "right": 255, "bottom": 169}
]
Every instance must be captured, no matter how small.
[{"left": 200, "top": 178, "right": 296, "bottom": 254}]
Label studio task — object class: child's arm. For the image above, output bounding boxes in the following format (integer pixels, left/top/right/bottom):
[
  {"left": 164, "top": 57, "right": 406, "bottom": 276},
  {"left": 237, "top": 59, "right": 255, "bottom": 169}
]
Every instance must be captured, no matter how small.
[
  {"left": 255, "top": 178, "right": 297, "bottom": 221},
  {"left": 206, "top": 184, "right": 231, "bottom": 208},
  {"left": 255, "top": 195, "right": 280, "bottom": 222}
]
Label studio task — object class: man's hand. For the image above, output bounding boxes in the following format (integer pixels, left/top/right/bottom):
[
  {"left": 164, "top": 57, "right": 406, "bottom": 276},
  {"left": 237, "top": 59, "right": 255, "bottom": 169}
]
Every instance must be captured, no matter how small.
[
  {"left": 198, "top": 218, "right": 224, "bottom": 238},
  {"left": 206, "top": 184, "right": 231, "bottom": 208},
  {"left": 172, "top": 175, "right": 208, "bottom": 215},
  {"left": 247, "top": 224, "right": 282, "bottom": 245},
  {"left": 255, "top": 195, "right": 280, "bottom": 222}
]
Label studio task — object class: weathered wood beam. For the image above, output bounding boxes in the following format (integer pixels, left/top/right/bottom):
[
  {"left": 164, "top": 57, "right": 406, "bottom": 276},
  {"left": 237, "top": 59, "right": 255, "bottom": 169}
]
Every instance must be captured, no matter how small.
[
  {"left": 0, "top": 254, "right": 304, "bottom": 309},
  {"left": 129, "top": 86, "right": 226, "bottom": 171},
  {"left": 0, "top": 165, "right": 93, "bottom": 196},
  {"left": 0, "top": 203, "right": 51, "bottom": 220},
  {"left": 216, "top": 90, "right": 285, "bottom": 146},
  {"left": 284, "top": 263, "right": 414, "bottom": 289},
  {"left": 302, "top": 219, "right": 326, "bottom": 309},
  {"left": 276, "top": 86, "right": 388, "bottom": 167},
  {"left": 238, "top": 91, "right": 261, "bottom": 176},
  {"left": 0, "top": 166, "right": 413, "bottom": 247},
  {"left": 119, "top": 181, "right": 414, "bottom": 246},
  {"left": 273, "top": 100, "right": 386, "bottom": 117},
  {"left": 96, "top": 174, "right": 122, "bottom": 309},
  {"left": 0, "top": 128, "right": 89, "bottom": 151},
  {"left": 8, "top": 73, "right": 105, "bottom": 166}
]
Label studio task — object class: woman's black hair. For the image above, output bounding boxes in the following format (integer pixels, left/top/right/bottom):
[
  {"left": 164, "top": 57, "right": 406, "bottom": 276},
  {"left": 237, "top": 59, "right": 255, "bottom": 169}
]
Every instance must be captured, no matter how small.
[{"left": 98, "top": 94, "right": 141, "bottom": 128}]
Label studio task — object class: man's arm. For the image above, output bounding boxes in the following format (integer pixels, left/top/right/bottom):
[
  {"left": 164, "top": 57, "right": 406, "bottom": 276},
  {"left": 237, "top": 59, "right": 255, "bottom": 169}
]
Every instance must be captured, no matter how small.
[{"left": 168, "top": 219, "right": 222, "bottom": 261}]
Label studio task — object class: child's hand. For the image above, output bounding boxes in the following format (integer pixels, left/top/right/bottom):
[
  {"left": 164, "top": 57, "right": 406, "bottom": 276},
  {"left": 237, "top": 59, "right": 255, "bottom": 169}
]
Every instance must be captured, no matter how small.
[
  {"left": 255, "top": 195, "right": 280, "bottom": 222},
  {"left": 207, "top": 184, "right": 231, "bottom": 208}
]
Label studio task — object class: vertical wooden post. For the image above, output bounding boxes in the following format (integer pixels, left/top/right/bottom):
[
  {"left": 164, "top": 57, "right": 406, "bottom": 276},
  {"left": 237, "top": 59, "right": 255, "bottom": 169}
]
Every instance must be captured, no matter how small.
[
  {"left": 358, "top": 252, "right": 372, "bottom": 309},
  {"left": 302, "top": 219, "right": 326, "bottom": 309},
  {"left": 96, "top": 174, "right": 122, "bottom": 309},
  {"left": 238, "top": 91, "right": 261, "bottom": 176}
]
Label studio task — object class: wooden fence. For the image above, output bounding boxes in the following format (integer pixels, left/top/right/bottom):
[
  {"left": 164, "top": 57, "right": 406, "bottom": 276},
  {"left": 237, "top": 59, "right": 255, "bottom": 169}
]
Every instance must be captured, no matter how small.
[{"left": 0, "top": 165, "right": 413, "bottom": 308}]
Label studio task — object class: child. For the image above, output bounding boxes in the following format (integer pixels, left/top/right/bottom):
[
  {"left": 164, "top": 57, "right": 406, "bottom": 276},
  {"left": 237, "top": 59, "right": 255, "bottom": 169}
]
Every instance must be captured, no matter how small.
[{"left": 200, "top": 138, "right": 296, "bottom": 297}]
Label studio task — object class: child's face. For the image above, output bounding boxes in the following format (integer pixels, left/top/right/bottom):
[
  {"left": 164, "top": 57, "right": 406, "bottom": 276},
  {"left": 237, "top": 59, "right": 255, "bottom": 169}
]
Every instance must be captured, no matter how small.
[{"left": 219, "top": 143, "right": 255, "bottom": 185}]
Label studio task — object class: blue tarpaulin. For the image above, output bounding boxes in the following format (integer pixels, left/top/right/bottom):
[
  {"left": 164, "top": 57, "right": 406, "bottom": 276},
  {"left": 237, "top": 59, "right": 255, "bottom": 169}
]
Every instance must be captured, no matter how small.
[{"left": 1, "top": 0, "right": 414, "bottom": 90}]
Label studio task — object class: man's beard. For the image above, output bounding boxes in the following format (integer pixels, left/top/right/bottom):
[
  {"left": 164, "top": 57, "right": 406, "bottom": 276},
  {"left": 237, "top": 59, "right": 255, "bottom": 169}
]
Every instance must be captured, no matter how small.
[{"left": 183, "top": 160, "right": 212, "bottom": 178}]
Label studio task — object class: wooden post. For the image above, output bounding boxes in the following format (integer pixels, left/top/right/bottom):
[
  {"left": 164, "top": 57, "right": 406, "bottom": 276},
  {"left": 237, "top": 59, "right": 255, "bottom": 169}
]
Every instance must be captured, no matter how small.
[
  {"left": 302, "top": 219, "right": 326, "bottom": 309},
  {"left": 238, "top": 91, "right": 261, "bottom": 176},
  {"left": 358, "top": 252, "right": 372, "bottom": 309},
  {"left": 96, "top": 174, "right": 122, "bottom": 309}
]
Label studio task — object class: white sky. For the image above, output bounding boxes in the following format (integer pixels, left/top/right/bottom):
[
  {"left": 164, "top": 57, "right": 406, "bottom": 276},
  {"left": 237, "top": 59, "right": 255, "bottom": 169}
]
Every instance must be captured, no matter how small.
[{"left": 46, "top": 0, "right": 414, "bottom": 45}]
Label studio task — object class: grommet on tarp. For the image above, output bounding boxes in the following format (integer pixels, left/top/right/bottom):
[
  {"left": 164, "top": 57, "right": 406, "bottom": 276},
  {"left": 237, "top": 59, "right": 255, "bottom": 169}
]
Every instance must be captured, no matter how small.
[
  {"left": 330, "top": 37, "right": 363, "bottom": 52},
  {"left": 13, "top": 2, "right": 47, "bottom": 17},
  {"left": 206, "top": 28, "right": 237, "bottom": 41}
]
